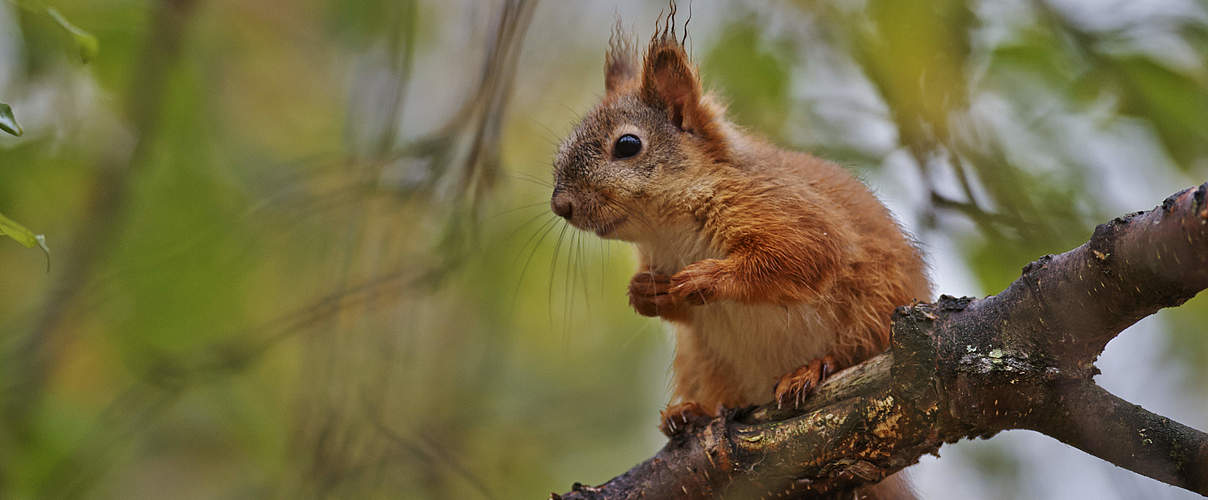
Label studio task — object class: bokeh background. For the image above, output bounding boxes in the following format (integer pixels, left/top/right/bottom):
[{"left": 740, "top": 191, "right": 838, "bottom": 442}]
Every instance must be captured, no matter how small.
[{"left": 2, "top": 0, "right": 1207, "bottom": 498}]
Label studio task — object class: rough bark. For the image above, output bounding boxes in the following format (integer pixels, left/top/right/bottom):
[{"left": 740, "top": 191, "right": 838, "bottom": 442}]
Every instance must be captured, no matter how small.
[{"left": 554, "top": 182, "right": 1208, "bottom": 499}]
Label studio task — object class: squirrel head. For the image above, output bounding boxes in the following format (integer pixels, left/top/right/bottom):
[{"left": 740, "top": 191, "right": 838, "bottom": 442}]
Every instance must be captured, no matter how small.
[{"left": 551, "top": 15, "right": 728, "bottom": 241}]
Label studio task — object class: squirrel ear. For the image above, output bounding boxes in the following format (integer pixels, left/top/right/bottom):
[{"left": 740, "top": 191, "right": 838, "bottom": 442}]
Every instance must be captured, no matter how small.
[
  {"left": 605, "top": 23, "right": 637, "bottom": 93},
  {"left": 640, "top": 36, "right": 713, "bottom": 134}
]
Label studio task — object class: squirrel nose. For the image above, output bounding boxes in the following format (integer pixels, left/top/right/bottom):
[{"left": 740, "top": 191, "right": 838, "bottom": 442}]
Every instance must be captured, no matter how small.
[{"left": 551, "top": 191, "right": 574, "bottom": 219}]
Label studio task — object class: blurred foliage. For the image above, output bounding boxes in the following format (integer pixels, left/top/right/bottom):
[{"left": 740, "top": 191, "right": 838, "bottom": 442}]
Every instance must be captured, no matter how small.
[
  {"left": 0, "top": 210, "right": 47, "bottom": 258},
  {"left": 7, "top": 0, "right": 98, "bottom": 63},
  {"left": 701, "top": 20, "right": 793, "bottom": 136},
  {"left": 0, "top": 1, "right": 1206, "bottom": 499},
  {"left": 43, "top": 6, "right": 98, "bottom": 63},
  {"left": 854, "top": 0, "right": 973, "bottom": 154},
  {"left": 0, "top": 101, "right": 20, "bottom": 136},
  {"left": 0, "top": 102, "right": 47, "bottom": 259}
]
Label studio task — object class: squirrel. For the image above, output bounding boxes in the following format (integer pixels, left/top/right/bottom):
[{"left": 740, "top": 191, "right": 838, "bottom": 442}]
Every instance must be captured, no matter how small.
[{"left": 550, "top": 8, "right": 931, "bottom": 499}]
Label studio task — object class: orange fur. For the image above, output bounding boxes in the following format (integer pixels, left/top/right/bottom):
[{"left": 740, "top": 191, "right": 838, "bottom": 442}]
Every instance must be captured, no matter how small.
[
  {"left": 557, "top": 9, "right": 930, "bottom": 410},
  {"left": 552, "top": 11, "right": 930, "bottom": 497}
]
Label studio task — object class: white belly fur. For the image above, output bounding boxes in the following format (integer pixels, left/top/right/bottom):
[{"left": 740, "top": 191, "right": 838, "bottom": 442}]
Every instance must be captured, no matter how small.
[
  {"left": 686, "top": 300, "right": 835, "bottom": 404},
  {"left": 638, "top": 231, "right": 836, "bottom": 405}
]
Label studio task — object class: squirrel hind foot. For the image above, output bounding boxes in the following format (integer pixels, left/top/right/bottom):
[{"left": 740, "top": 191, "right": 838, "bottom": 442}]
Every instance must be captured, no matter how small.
[
  {"left": 658, "top": 401, "right": 713, "bottom": 437},
  {"left": 773, "top": 355, "right": 837, "bottom": 410}
]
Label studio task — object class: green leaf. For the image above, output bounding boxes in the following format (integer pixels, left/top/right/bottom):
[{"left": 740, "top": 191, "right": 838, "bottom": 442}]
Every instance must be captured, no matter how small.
[
  {"left": 46, "top": 7, "right": 98, "bottom": 63},
  {"left": 0, "top": 210, "right": 50, "bottom": 269},
  {"left": 0, "top": 102, "right": 21, "bottom": 136}
]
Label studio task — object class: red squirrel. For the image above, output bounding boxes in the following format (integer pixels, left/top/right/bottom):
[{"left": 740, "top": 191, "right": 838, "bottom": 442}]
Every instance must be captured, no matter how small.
[{"left": 551, "top": 10, "right": 930, "bottom": 498}]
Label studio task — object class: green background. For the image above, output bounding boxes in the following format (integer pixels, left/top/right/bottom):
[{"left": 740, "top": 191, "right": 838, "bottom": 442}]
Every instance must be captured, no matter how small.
[{"left": 1, "top": 1, "right": 1206, "bottom": 498}]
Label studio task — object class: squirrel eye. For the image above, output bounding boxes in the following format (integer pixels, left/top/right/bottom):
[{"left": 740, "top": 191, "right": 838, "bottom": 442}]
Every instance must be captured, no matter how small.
[{"left": 613, "top": 134, "right": 642, "bottom": 159}]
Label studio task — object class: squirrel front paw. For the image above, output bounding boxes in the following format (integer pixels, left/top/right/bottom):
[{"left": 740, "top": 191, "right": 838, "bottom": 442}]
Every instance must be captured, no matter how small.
[
  {"left": 628, "top": 270, "right": 689, "bottom": 319},
  {"left": 658, "top": 401, "right": 713, "bottom": 437},
  {"left": 628, "top": 260, "right": 727, "bottom": 318},
  {"left": 773, "top": 355, "right": 837, "bottom": 410},
  {"left": 669, "top": 259, "right": 726, "bottom": 305}
]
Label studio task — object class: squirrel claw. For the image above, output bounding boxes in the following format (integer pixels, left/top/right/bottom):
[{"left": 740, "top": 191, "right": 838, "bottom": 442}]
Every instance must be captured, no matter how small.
[
  {"left": 774, "top": 355, "right": 837, "bottom": 410},
  {"left": 659, "top": 401, "right": 712, "bottom": 437}
]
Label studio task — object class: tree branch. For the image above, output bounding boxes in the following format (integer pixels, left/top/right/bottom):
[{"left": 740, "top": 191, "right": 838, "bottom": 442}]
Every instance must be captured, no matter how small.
[
  {"left": 1021, "top": 383, "right": 1208, "bottom": 492},
  {"left": 554, "top": 182, "right": 1208, "bottom": 499}
]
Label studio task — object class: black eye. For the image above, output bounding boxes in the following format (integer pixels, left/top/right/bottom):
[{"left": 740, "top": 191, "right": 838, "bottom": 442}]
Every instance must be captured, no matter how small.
[{"left": 613, "top": 134, "right": 642, "bottom": 159}]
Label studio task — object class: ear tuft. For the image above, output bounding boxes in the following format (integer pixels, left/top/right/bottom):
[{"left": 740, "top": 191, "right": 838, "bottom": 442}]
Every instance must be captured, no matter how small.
[
  {"left": 640, "top": 3, "right": 717, "bottom": 138},
  {"left": 605, "top": 20, "right": 637, "bottom": 94},
  {"left": 642, "top": 43, "right": 697, "bottom": 130}
]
